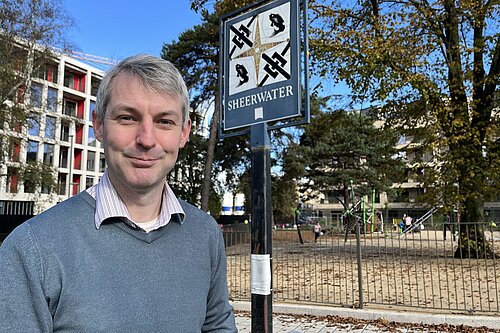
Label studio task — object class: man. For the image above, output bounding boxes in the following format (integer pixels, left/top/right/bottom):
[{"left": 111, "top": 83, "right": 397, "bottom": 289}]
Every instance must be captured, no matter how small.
[{"left": 0, "top": 55, "right": 237, "bottom": 332}]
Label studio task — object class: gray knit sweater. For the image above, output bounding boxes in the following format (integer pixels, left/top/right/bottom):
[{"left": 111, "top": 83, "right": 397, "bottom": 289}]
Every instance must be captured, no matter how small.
[{"left": 0, "top": 191, "right": 236, "bottom": 332}]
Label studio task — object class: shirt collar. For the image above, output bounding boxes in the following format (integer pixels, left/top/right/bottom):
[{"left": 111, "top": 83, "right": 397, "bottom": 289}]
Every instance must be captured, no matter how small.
[{"left": 87, "top": 170, "right": 185, "bottom": 230}]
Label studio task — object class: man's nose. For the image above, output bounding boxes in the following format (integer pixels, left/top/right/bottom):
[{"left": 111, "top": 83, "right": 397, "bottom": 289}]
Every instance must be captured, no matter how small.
[{"left": 136, "top": 120, "right": 156, "bottom": 148}]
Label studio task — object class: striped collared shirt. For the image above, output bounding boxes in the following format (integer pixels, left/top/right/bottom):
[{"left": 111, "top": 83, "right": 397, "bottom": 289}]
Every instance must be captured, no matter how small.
[{"left": 86, "top": 170, "right": 185, "bottom": 231}]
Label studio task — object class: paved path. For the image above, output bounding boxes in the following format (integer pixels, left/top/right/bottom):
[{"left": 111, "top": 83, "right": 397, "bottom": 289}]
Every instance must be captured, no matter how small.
[
  {"left": 232, "top": 301, "right": 500, "bottom": 333},
  {"left": 235, "top": 313, "right": 398, "bottom": 332}
]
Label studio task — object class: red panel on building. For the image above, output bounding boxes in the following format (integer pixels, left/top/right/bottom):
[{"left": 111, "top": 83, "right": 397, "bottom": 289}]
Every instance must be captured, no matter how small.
[{"left": 74, "top": 149, "right": 82, "bottom": 170}]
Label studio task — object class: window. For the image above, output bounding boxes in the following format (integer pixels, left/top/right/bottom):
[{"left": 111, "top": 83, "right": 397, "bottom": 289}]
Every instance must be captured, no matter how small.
[
  {"left": 63, "top": 99, "right": 77, "bottom": 117},
  {"left": 59, "top": 146, "right": 68, "bottom": 168},
  {"left": 47, "top": 88, "right": 58, "bottom": 112},
  {"left": 7, "top": 167, "right": 19, "bottom": 193},
  {"left": 64, "top": 71, "right": 85, "bottom": 92},
  {"left": 409, "top": 188, "right": 425, "bottom": 203},
  {"left": 60, "top": 121, "right": 70, "bottom": 142},
  {"left": 41, "top": 181, "right": 52, "bottom": 194},
  {"left": 99, "top": 153, "right": 106, "bottom": 172},
  {"left": 64, "top": 72, "right": 74, "bottom": 89},
  {"left": 36, "top": 64, "right": 58, "bottom": 83},
  {"left": 45, "top": 116, "right": 56, "bottom": 139},
  {"left": 27, "top": 140, "right": 38, "bottom": 162},
  {"left": 88, "top": 127, "right": 97, "bottom": 147},
  {"left": 43, "top": 143, "right": 54, "bottom": 165},
  {"left": 87, "top": 151, "right": 96, "bottom": 171},
  {"left": 47, "top": 64, "right": 58, "bottom": 83},
  {"left": 30, "top": 83, "right": 43, "bottom": 108},
  {"left": 391, "top": 189, "right": 410, "bottom": 203},
  {"left": 86, "top": 176, "right": 94, "bottom": 189},
  {"left": 91, "top": 75, "right": 100, "bottom": 96},
  {"left": 88, "top": 101, "right": 96, "bottom": 121},
  {"left": 57, "top": 173, "right": 67, "bottom": 196},
  {"left": 28, "top": 112, "right": 40, "bottom": 136}
]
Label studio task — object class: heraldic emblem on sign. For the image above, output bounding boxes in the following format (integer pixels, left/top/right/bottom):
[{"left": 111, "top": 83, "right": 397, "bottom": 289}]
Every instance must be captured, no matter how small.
[
  {"left": 228, "top": 2, "right": 291, "bottom": 96},
  {"left": 221, "top": 0, "right": 303, "bottom": 132}
]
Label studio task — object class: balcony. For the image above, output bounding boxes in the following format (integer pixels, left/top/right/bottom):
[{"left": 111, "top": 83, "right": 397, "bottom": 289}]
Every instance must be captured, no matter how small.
[
  {"left": 63, "top": 69, "right": 86, "bottom": 93},
  {"left": 63, "top": 98, "right": 84, "bottom": 119}
]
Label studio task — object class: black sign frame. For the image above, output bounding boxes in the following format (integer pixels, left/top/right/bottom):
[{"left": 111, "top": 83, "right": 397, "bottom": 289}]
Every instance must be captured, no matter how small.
[{"left": 219, "top": 0, "right": 309, "bottom": 138}]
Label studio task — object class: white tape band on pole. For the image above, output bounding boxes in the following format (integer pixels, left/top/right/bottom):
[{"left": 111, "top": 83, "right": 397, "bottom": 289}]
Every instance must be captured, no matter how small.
[{"left": 250, "top": 254, "right": 272, "bottom": 295}]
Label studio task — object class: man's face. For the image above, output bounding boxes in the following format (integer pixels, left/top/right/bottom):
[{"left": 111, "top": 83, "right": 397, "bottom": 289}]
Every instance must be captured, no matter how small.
[{"left": 93, "top": 73, "right": 191, "bottom": 195}]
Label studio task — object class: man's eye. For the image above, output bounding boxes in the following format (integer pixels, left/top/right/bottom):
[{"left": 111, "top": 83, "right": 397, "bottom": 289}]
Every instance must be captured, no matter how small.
[
  {"left": 158, "top": 119, "right": 175, "bottom": 126},
  {"left": 119, "top": 115, "right": 136, "bottom": 123}
]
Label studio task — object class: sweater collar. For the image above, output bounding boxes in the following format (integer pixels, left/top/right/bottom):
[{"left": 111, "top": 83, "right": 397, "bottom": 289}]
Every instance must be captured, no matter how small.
[{"left": 86, "top": 170, "right": 185, "bottom": 230}]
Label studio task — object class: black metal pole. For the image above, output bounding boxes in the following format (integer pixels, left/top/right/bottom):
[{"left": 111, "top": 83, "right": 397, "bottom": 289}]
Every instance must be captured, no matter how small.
[
  {"left": 355, "top": 222, "right": 364, "bottom": 309},
  {"left": 250, "top": 122, "right": 273, "bottom": 333}
]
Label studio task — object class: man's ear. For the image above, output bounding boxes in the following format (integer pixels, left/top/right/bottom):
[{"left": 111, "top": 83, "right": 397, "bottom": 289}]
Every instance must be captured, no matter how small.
[
  {"left": 179, "top": 118, "right": 192, "bottom": 148},
  {"left": 92, "top": 111, "right": 104, "bottom": 143}
]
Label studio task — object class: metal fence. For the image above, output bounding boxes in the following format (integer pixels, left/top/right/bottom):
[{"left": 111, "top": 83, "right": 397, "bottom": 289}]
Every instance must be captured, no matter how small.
[{"left": 223, "top": 221, "right": 500, "bottom": 314}]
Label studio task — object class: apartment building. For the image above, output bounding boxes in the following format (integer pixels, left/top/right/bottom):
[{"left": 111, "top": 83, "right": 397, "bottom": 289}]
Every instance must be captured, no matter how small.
[
  {"left": 303, "top": 112, "right": 500, "bottom": 226},
  {"left": 0, "top": 51, "right": 105, "bottom": 233},
  {"left": 304, "top": 139, "right": 439, "bottom": 226}
]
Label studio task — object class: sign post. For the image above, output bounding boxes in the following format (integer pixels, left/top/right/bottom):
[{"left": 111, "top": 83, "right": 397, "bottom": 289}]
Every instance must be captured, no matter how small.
[
  {"left": 219, "top": 1, "right": 309, "bottom": 331},
  {"left": 250, "top": 122, "right": 272, "bottom": 332}
]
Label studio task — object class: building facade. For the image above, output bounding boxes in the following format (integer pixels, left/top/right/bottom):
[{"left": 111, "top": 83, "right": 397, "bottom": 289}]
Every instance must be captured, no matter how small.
[
  {"left": 303, "top": 128, "right": 500, "bottom": 226},
  {"left": 0, "top": 52, "right": 105, "bottom": 233}
]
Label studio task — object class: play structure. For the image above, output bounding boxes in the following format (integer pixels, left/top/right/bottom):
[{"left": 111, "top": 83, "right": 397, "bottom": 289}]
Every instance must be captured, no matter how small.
[
  {"left": 342, "top": 188, "right": 384, "bottom": 241},
  {"left": 401, "top": 206, "right": 440, "bottom": 235}
]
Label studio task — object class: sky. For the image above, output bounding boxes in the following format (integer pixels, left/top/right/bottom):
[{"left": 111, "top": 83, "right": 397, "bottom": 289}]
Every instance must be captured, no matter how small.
[
  {"left": 61, "top": 0, "right": 351, "bottom": 109},
  {"left": 63, "top": 0, "right": 203, "bottom": 63}
]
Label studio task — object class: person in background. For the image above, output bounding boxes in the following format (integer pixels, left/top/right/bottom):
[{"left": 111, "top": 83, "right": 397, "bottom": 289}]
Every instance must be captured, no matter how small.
[
  {"left": 399, "top": 214, "right": 406, "bottom": 233},
  {"left": 0, "top": 54, "right": 236, "bottom": 332},
  {"left": 405, "top": 214, "right": 413, "bottom": 231},
  {"left": 314, "top": 221, "right": 322, "bottom": 243}
]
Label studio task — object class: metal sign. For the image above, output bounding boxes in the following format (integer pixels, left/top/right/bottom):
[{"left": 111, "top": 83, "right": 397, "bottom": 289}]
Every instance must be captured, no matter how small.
[{"left": 221, "top": 0, "right": 301, "bottom": 131}]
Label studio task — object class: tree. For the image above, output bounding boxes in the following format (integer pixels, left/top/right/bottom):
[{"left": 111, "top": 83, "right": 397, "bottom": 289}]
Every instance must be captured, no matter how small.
[
  {"left": 1, "top": 0, "right": 74, "bottom": 112},
  {"left": 1, "top": 0, "right": 74, "bottom": 199},
  {"left": 168, "top": 127, "right": 207, "bottom": 205},
  {"left": 310, "top": 0, "right": 499, "bottom": 257},
  {"left": 163, "top": 0, "right": 256, "bottom": 211},
  {"left": 286, "top": 105, "right": 404, "bottom": 212},
  {"left": 271, "top": 174, "right": 299, "bottom": 223},
  {"left": 162, "top": 10, "right": 220, "bottom": 211}
]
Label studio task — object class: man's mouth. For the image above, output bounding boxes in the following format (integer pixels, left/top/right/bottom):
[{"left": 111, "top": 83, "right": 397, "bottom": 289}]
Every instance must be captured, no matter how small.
[{"left": 128, "top": 156, "right": 159, "bottom": 167}]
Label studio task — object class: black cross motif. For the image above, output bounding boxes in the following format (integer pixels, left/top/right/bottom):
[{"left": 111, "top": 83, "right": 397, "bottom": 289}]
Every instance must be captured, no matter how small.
[
  {"left": 258, "top": 42, "right": 291, "bottom": 86},
  {"left": 229, "top": 16, "right": 257, "bottom": 58}
]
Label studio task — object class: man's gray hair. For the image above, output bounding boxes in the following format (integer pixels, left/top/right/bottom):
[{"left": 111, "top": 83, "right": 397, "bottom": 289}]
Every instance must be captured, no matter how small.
[{"left": 94, "top": 54, "right": 190, "bottom": 126}]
